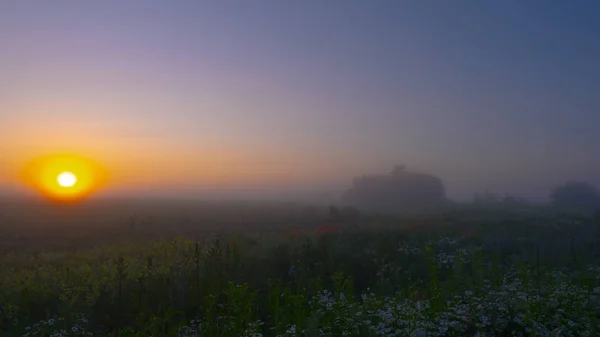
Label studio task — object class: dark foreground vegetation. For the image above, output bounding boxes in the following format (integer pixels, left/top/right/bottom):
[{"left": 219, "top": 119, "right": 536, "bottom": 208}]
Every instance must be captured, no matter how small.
[{"left": 1, "top": 199, "right": 600, "bottom": 336}]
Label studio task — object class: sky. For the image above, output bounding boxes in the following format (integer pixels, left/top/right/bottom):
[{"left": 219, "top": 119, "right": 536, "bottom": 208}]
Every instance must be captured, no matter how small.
[{"left": 1, "top": 1, "right": 599, "bottom": 202}]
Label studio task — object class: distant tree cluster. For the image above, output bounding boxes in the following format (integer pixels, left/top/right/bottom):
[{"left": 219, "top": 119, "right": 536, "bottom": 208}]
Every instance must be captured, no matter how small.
[
  {"left": 472, "top": 190, "right": 531, "bottom": 209},
  {"left": 342, "top": 164, "right": 600, "bottom": 215},
  {"left": 342, "top": 165, "right": 448, "bottom": 213},
  {"left": 550, "top": 181, "right": 600, "bottom": 212}
]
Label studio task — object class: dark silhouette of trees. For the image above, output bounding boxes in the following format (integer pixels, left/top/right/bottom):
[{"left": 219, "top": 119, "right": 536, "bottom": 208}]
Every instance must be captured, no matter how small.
[
  {"left": 472, "top": 191, "right": 531, "bottom": 209},
  {"left": 550, "top": 181, "right": 600, "bottom": 212},
  {"left": 473, "top": 190, "right": 500, "bottom": 206},
  {"left": 342, "top": 165, "right": 448, "bottom": 213}
]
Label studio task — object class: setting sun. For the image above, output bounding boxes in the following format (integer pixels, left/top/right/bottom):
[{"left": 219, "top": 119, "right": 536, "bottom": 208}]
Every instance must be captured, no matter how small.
[
  {"left": 57, "top": 171, "right": 78, "bottom": 188},
  {"left": 20, "top": 154, "right": 108, "bottom": 202}
]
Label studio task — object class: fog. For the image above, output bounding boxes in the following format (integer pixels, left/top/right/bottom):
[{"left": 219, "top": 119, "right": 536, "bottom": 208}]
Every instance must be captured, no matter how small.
[{"left": 1, "top": 1, "right": 599, "bottom": 206}]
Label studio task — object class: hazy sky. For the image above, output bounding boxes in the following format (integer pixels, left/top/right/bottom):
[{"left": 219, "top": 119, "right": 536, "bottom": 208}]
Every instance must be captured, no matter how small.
[{"left": 1, "top": 1, "right": 599, "bottom": 201}]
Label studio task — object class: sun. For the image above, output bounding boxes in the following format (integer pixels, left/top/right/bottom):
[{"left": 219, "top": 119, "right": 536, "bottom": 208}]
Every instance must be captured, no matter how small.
[
  {"left": 57, "top": 171, "right": 78, "bottom": 188},
  {"left": 20, "top": 154, "right": 108, "bottom": 202}
]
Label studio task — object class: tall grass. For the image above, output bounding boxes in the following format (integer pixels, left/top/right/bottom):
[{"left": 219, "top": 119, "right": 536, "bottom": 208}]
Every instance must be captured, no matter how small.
[{"left": 1, "top": 214, "right": 600, "bottom": 336}]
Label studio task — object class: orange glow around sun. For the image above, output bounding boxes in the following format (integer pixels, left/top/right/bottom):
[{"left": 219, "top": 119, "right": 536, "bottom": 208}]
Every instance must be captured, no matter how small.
[{"left": 20, "top": 154, "right": 108, "bottom": 202}]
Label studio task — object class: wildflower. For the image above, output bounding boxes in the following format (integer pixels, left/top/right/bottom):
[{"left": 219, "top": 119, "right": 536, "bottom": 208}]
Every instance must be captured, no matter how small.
[{"left": 285, "top": 325, "right": 297, "bottom": 334}]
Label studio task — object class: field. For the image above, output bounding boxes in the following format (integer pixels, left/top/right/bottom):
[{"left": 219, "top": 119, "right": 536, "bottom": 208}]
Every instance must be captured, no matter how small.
[{"left": 1, "top": 198, "right": 600, "bottom": 336}]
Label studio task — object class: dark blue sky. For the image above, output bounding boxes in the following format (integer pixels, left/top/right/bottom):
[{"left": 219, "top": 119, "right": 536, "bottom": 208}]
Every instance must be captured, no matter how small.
[{"left": 1, "top": 1, "right": 599, "bottom": 200}]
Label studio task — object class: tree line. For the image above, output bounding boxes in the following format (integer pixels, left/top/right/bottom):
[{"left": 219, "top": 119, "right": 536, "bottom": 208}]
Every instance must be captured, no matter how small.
[{"left": 341, "top": 165, "right": 600, "bottom": 214}]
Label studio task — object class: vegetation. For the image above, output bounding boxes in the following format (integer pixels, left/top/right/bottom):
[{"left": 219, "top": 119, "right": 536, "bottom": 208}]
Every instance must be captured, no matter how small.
[
  {"left": 1, "top": 203, "right": 600, "bottom": 336},
  {"left": 342, "top": 166, "right": 449, "bottom": 213},
  {"left": 341, "top": 166, "right": 600, "bottom": 217},
  {"left": 551, "top": 182, "right": 600, "bottom": 212}
]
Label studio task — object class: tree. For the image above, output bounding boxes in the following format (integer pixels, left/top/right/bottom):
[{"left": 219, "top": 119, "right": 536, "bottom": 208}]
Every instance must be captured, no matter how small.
[
  {"left": 341, "top": 165, "right": 448, "bottom": 213},
  {"left": 550, "top": 181, "right": 600, "bottom": 212}
]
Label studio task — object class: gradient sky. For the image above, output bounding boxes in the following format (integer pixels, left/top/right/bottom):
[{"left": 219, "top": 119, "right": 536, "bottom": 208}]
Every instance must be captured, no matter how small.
[{"left": 1, "top": 1, "right": 599, "bottom": 201}]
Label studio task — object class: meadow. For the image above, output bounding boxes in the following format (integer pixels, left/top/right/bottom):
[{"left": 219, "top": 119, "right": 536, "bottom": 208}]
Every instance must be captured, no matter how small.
[{"left": 1, "top": 199, "right": 600, "bottom": 336}]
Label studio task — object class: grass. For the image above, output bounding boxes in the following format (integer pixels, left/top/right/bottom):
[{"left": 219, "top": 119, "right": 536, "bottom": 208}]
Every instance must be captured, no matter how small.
[{"left": 1, "top": 205, "right": 600, "bottom": 336}]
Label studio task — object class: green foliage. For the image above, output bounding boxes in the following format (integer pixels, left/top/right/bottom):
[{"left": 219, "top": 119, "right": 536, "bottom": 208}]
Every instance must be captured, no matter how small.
[{"left": 1, "top": 212, "right": 600, "bottom": 336}]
